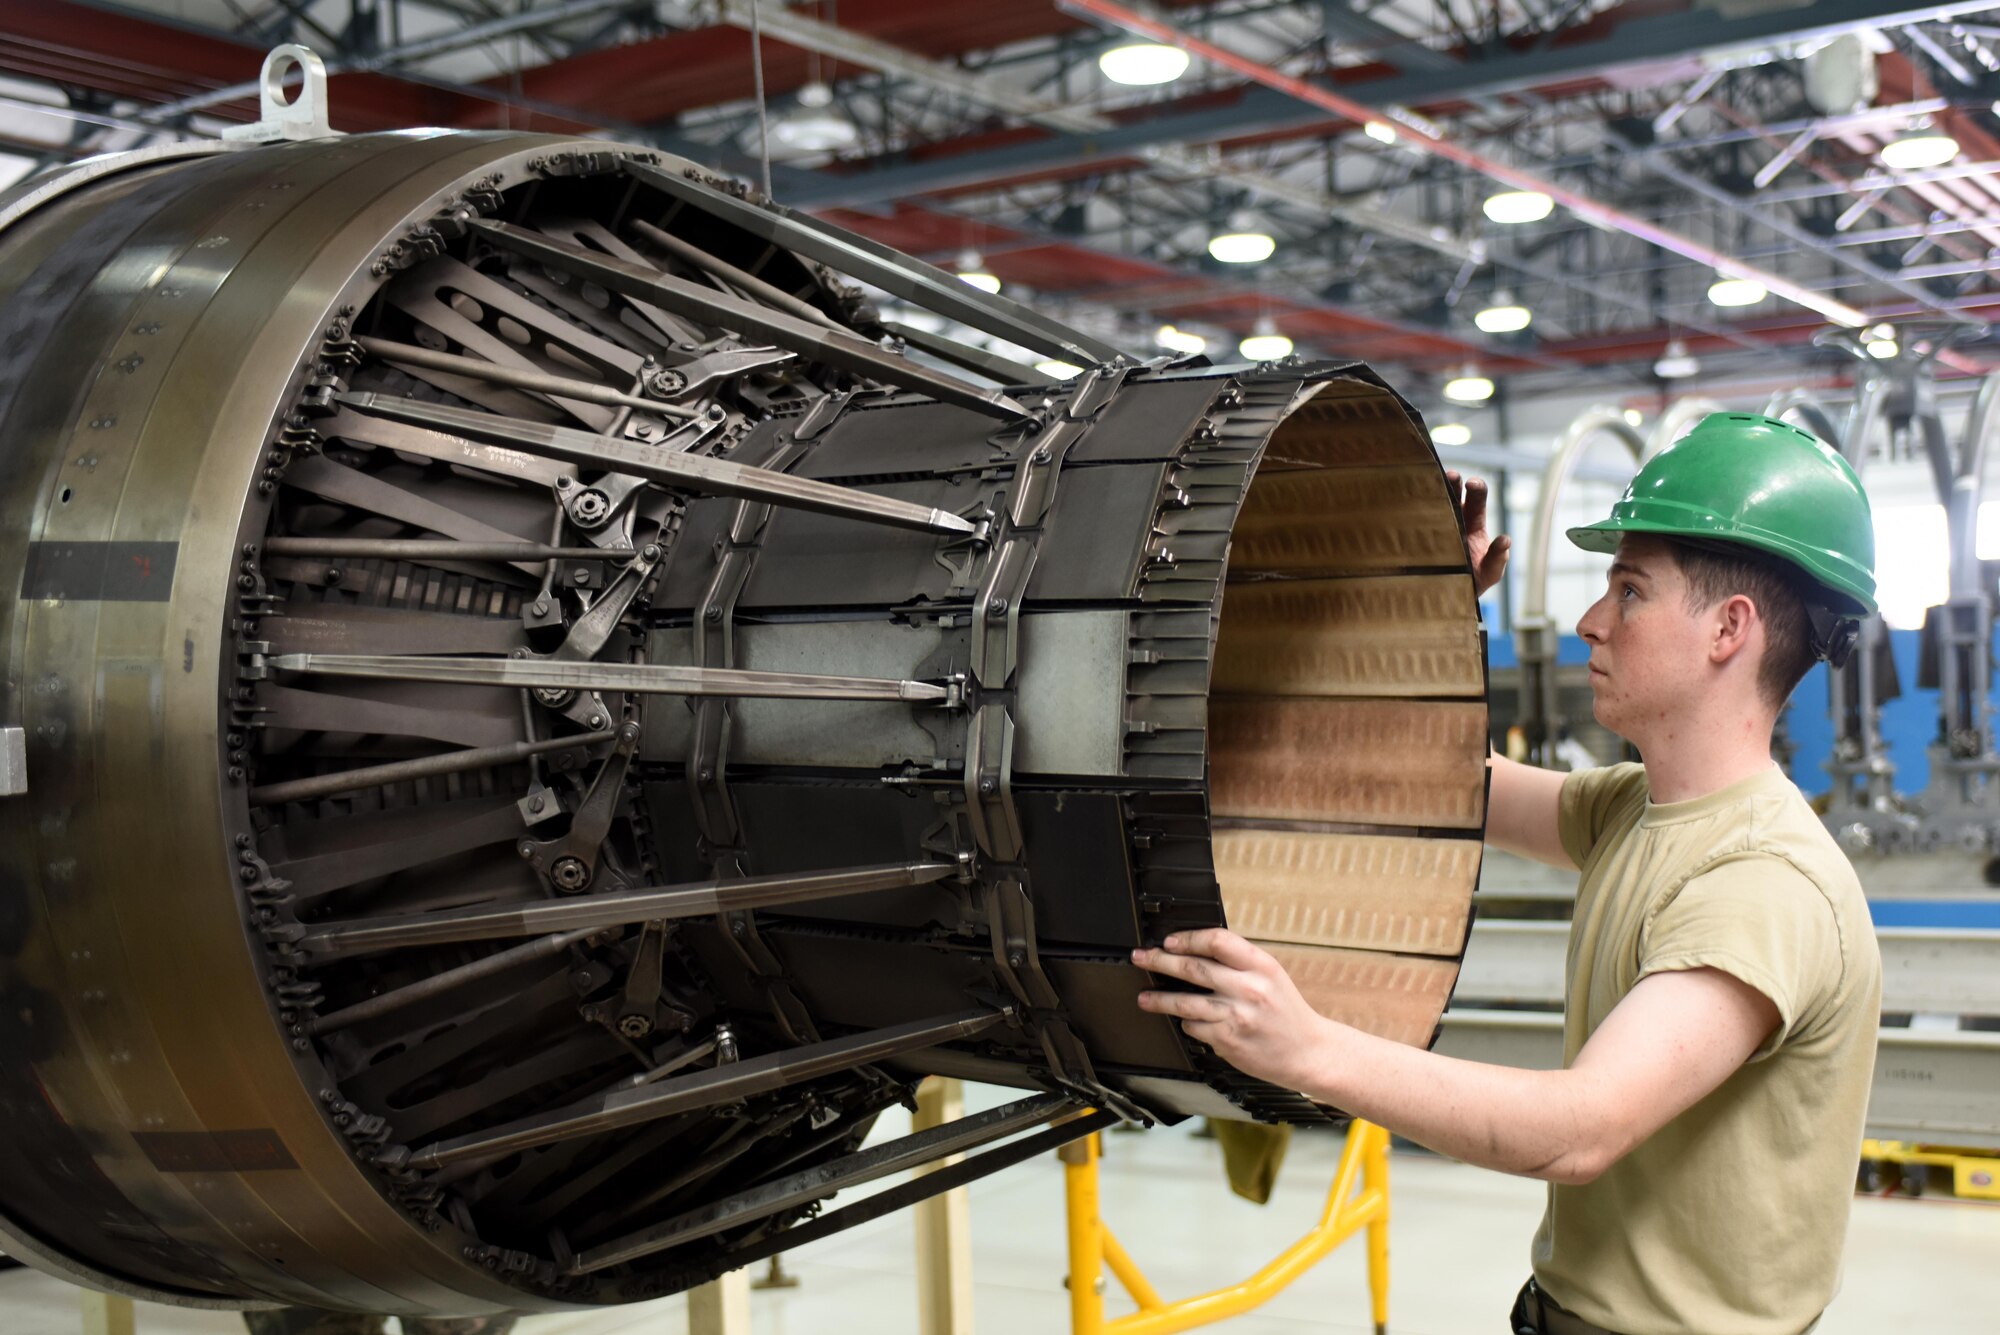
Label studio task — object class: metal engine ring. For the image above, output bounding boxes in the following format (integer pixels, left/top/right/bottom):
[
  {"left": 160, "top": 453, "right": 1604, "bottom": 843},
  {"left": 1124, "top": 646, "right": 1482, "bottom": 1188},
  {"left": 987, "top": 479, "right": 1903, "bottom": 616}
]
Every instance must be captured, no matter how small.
[{"left": 0, "top": 132, "right": 1486, "bottom": 1314}]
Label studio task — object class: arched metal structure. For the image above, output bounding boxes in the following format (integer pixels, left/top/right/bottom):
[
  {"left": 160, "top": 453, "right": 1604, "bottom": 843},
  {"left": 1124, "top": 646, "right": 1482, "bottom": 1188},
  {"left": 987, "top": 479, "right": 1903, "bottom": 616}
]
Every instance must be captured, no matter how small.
[
  {"left": 1512, "top": 407, "right": 1647, "bottom": 767},
  {"left": 0, "top": 100, "right": 1489, "bottom": 1315}
]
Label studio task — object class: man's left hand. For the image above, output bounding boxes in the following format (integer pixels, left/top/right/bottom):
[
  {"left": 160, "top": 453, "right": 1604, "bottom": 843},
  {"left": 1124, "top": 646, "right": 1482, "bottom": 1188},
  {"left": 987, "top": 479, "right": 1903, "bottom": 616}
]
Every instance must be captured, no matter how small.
[{"left": 1134, "top": 929, "right": 1334, "bottom": 1091}]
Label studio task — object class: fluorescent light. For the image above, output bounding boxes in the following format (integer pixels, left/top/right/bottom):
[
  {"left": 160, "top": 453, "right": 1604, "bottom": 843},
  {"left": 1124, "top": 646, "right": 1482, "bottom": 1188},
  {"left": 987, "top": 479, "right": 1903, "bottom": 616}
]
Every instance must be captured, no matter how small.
[
  {"left": 1707, "top": 277, "right": 1767, "bottom": 307},
  {"left": 1035, "top": 359, "right": 1083, "bottom": 378},
  {"left": 1879, "top": 133, "right": 1959, "bottom": 171},
  {"left": 1443, "top": 372, "right": 1494, "bottom": 404},
  {"left": 1474, "top": 302, "right": 1532, "bottom": 334},
  {"left": 772, "top": 84, "right": 858, "bottom": 153},
  {"left": 1623, "top": 408, "right": 1644, "bottom": 427},
  {"left": 1239, "top": 333, "right": 1294, "bottom": 361},
  {"left": 1364, "top": 120, "right": 1397, "bottom": 144},
  {"left": 1482, "top": 190, "right": 1554, "bottom": 224},
  {"left": 1239, "top": 317, "right": 1292, "bottom": 361},
  {"left": 1430, "top": 422, "right": 1471, "bottom": 446},
  {"left": 1207, "top": 225, "right": 1275, "bottom": 264},
  {"left": 1653, "top": 339, "right": 1699, "bottom": 379},
  {"left": 1866, "top": 335, "right": 1899, "bottom": 359},
  {"left": 953, "top": 248, "right": 1001, "bottom": 294},
  {"left": 1099, "top": 42, "right": 1190, "bottom": 86},
  {"left": 1156, "top": 324, "right": 1207, "bottom": 355}
]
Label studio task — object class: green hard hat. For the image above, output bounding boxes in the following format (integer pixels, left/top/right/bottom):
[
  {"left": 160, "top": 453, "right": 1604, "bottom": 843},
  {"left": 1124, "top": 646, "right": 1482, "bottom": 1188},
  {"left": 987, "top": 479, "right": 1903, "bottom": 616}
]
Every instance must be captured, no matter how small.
[{"left": 1567, "top": 411, "right": 1878, "bottom": 618}]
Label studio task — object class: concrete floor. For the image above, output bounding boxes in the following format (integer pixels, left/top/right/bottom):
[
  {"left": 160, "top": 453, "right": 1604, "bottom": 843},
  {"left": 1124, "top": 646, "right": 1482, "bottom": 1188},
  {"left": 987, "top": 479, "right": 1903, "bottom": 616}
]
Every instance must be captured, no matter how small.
[{"left": 4, "top": 1104, "right": 1995, "bottom": 1335}]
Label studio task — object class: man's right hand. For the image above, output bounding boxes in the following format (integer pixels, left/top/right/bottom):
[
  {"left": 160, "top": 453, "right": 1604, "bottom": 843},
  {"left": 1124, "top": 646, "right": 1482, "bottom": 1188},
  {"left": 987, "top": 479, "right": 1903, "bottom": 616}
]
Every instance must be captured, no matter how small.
[{"left": 1445, "top": 469, "right": 1511, "bottom": 597}]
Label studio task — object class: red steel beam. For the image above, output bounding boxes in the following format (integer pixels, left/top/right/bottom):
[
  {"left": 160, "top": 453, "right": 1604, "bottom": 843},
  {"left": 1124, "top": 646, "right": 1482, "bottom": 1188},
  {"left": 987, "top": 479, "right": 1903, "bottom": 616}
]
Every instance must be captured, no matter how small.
[{"left": 0, "top": 1, "right": 597, "bottom": 134}]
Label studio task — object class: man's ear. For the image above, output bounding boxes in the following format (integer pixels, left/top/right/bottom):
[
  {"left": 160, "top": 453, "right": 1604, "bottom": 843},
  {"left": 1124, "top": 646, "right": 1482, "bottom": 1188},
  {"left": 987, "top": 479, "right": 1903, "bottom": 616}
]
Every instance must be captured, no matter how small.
[{"left": 1710, "top": 593, "right": 1758, "bottom": 665}]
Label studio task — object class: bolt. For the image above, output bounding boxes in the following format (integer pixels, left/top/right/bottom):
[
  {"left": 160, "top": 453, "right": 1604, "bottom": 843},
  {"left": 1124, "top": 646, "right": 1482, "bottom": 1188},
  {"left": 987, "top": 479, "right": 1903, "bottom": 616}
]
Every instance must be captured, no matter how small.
[
  {"left": 1007, "top": 951, "right": 1025, "bottom": 968},
  {"left": 587, "top": 713, "right": 605, "bottom": 728},
  {"left": 527, "top": 794, "right": 546, "bottom": 814},
  {"left": 704, "top": 606, "right": 724, "bottom": 622},
  {"left": 987, "top": 597, "right": 1008, "bottom": 616},
  {"left": 517, "top": 841, "right": 536, "bottom": 860},
  {"left": 573, "top": 568, "right": 591, "bottom": 584},
  {"left": 979, "top": 777, "right": 997, "bottom": 795},
  {"left": 642, "top": 544, "right": 661, "bottom": 561},
  {"left": 551, "top": 857, "right": 589, "bottom": 890},
  {"left": 533, "top": 599, "right": 550, "bottom": 616},
  {"left": 324, "top": 569, "right": 341, "bottom": 584},
  {"left": 617, "top": 1013, "right": 653, "bottom": 1039}
]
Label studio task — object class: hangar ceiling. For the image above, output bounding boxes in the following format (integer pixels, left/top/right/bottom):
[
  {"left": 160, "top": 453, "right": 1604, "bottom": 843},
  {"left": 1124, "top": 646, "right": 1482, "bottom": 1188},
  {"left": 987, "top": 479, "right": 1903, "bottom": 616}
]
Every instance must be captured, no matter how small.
[{"left": 3, "top": 0, "right": 1999, "bottom": 400}]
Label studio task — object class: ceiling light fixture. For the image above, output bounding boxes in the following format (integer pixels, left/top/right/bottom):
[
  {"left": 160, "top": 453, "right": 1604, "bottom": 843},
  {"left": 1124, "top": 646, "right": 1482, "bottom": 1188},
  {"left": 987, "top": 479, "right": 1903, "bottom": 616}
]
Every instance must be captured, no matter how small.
[
  {"left": 1707, "top": 276, "right": 1768, "bottom": 307},
  {"left": 1482, "top": 190, "right": 1554, "bottom": 225},
  {"left": 771, "top": 81, "right": 858, "bottom": 153},
  {"left": 1653, "top": 339, "right": 1700, "bottom": 379},
  {"left": 1035, "top": 359, "right": 1083, "bottom": 379},
  {"left": 1208, "top": 211, "right": 1275, "bottom": 264},
  {"left": 1878, "top": 132, "right": 1959, "bottom": 171},
  {"left": 1098, "top": 42, "right": 1190, "bottom": 86},
  {"left": 1363, "top": 120, "right": 1397, "bottom": 144},
  {"left": 1623, "top": 408, "right": 1645, "bottom": 427},
  {"left": 1474, "top": 295, "right": 1532, "bottom": 334},
  {"left": 1430, "top": 422, "right": 1472, "bottom": 447},
  {"left": 954, "top": 247, "right": 1001, "bottom": 294},
  {"left": 1156, "top": 324, "right": 1207, "bottom": 355},
  {"left": 1443, "top": 368, "right": 1494, "bottom": 403},
  {"left": 1865, "top": 323, "right": 1900, "bottom": 358},
  {"left": 1239, "top": 317, "right": 1293, "bottom": 362}
]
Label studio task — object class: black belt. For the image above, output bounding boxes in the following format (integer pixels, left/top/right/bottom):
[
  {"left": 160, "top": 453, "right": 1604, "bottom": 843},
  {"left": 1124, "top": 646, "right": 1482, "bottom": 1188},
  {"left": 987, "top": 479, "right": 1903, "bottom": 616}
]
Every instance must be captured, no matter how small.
[
  {"left": 1510, "top": 1279, "right": 1621, "bottom": 1335},
  {"left": 1510, "top": 1279, "right": 1822, "bottom": 1335}
]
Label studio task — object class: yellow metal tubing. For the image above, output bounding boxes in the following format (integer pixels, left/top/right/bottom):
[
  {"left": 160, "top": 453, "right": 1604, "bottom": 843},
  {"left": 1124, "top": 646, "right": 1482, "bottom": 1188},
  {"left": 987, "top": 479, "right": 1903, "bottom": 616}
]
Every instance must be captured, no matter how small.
[
  {"left": 1065, "top": 1130, "right": 1107, "bottom": 1335},
  {"left": 1103, "top": 1228, "right": 1165, "bottom": 1312},
  {"left": 1066, "top": 1119, "right": 1391, "bottom": 1335}
]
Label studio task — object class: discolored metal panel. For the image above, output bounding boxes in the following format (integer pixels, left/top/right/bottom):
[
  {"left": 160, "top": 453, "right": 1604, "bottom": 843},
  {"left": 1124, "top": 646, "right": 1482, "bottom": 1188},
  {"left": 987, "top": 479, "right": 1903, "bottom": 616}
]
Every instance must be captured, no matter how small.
[
  {"left": 794, "top": 400, "right": 1007, "bottom": 479},
  {"left": 1211, "top": 575, "right": 1482, "bottom": 699},
  {"left": 1214, "top": 829, "right": 1481, "bottom": 957},
  {"left": 1256, "top": 376, "right": 1436, "bottom": 470},
  {"left": 1209, "top": 699, "right": 1489, "bottom": 828},
  {"left": 1228, "top": 465, "right": 1466, "bottom": 577},
  {"left": 1257, "top": 944, "right": 1460, "bottom": 1049},
  {"left": 1065, "top": 377, "right": 1222, "bottom": 464},
  {"left": 1013, "top": 610, "right": 1128, "bottom": 776}
]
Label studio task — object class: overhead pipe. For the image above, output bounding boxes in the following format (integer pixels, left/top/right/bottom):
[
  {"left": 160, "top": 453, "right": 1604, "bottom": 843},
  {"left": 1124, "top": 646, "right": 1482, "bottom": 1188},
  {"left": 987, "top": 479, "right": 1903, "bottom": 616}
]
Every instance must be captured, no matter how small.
[{"left": 1060, "top": 0, "right": 1870, "bottom": 330}]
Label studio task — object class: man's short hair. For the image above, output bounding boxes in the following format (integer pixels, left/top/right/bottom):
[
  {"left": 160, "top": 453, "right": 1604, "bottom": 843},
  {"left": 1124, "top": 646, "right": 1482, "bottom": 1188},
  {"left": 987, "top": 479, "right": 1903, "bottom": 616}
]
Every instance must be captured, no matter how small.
[{"left": 1666, "top": 540, "right": 1817, "bottom": 708}]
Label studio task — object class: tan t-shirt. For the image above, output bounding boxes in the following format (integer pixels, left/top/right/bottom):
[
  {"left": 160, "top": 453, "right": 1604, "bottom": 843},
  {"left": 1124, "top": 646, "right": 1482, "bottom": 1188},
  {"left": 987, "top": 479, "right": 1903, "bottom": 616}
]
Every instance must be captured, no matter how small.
[{"left": 1532, "top": 763, "right": 1881, "bottom": 1335}]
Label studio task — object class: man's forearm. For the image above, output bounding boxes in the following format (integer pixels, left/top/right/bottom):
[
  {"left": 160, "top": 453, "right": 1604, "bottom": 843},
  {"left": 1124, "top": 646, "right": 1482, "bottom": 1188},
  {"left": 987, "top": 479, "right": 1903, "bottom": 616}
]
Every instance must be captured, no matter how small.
[{"left": 1292, "top": 1018, "right": 1604, "bottom": 1184}]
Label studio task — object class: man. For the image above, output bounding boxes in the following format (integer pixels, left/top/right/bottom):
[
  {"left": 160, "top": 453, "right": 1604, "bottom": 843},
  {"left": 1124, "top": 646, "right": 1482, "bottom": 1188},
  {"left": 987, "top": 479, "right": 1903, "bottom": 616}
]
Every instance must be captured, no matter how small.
[{"left": 1136, "top": 414, "right": 1883, "bottom": 1335}]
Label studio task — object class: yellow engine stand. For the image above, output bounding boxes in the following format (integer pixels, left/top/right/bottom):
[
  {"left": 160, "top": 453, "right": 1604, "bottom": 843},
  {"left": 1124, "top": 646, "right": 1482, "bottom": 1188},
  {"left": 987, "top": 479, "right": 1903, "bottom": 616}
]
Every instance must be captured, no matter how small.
[{"left": 1064, "top": 1118, "right": 1392, "bottom": 1335}]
